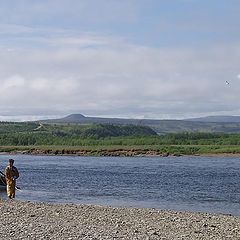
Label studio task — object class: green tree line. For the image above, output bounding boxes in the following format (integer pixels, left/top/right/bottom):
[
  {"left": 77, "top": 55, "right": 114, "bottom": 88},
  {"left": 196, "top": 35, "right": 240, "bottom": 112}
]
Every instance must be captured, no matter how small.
[{"left": 2, "top": 122, "right": 240, "bottom": 147}]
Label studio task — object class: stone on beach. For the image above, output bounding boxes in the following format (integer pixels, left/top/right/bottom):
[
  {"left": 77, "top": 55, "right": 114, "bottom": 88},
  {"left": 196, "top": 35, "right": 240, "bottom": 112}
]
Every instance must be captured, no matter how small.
[{"left": 0, "top": 200, "right": 239, "bottom": 239}]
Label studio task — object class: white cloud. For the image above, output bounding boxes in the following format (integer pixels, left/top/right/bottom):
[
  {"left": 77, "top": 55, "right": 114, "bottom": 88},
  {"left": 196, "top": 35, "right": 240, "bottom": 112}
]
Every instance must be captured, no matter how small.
[
  {"left": 0, "top": 34, "right": 239, "bottom": 120},
  {"left": 1, "top": 75, "right": 25, "bottom": 89},
  {"left": 0, "top": 18, "right": 239, "bottom": 120}
]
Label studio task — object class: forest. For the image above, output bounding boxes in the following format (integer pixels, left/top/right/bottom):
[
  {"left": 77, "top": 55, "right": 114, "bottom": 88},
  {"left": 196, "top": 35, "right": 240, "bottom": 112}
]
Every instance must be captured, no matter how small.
[{"left": 1, "top": 122, "right": 240, "bottom": 155}]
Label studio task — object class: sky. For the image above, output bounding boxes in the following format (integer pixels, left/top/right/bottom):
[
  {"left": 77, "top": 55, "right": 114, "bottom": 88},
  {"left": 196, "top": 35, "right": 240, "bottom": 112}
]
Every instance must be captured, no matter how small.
[{"left": 0, "top": 0, "right": 240, "bottom": 121}]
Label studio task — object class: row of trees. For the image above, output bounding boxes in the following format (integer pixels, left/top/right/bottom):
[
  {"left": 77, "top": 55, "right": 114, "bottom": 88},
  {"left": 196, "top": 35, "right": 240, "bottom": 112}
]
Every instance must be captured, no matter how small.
[
  {"left": 0, "top": 123, "right": 157, "bottom": 146},
  {"left": 1, "top": 131, "right": 240, "bottom": 146},
  {"left": 0, "top": 122, "right": 38, "bottom": 133},
  {"left": 2, "top": 122, "right": 240, "bottom": 146}
]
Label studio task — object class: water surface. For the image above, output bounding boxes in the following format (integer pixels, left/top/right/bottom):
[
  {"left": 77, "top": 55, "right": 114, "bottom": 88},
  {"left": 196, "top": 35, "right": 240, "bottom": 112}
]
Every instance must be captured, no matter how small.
[{"left": 0, "top": 155, "right": 240, "bottom": 215}]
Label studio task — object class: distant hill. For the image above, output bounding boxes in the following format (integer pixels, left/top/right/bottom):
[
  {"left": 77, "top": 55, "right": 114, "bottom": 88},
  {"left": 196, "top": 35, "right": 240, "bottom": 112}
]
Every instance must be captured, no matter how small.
[
  {"left": 185, "top": 115, "right": 240, "bottom": 123},
  {"left": 44, "top": 114, "right": 142, "bottom": 125},
  {"left": 40, "top": 114, "right": 240, "bottom": 134},
  {"left": 61, "top": 114, "right": 86, "bottom": 122}
]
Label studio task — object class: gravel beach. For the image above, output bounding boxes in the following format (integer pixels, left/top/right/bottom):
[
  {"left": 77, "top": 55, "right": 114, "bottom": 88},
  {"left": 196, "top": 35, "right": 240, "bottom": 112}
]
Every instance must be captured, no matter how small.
[{"left": 0, "top": 200, "right": 239, "bottom": 239}]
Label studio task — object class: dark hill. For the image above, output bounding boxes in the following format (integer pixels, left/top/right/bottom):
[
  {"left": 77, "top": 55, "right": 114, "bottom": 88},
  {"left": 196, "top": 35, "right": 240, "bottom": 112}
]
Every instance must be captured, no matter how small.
[
  {"left": 61, "top": 114, "right": 86, "bottom": 121},
  {"left": 44, "top": 114, "right": 139, "bottom": 125}
]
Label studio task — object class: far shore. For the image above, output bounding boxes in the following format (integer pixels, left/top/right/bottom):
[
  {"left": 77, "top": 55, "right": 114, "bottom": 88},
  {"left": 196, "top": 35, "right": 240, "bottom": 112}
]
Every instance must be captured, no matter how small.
[
  {"left": 1, "top": 148, "right": 240, "bottom": 157},
  {"left": 0, "top": 200, "right": 239, "bottom": 239}
]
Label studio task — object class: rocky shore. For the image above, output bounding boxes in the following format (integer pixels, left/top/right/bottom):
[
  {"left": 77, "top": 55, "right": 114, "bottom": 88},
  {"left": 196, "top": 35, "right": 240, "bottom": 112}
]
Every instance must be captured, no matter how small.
[
  {"left": 0, "top": 200, "right": 239, "bottom": 239},
  {"left": 2, "top": 148, "right": 178, "bottom": 157},
  {"left": 4, "top": 148, "right": 240, "bottom": 157},
  {"left": 2, "top": 146, "right": 240, "bottom": 157}
]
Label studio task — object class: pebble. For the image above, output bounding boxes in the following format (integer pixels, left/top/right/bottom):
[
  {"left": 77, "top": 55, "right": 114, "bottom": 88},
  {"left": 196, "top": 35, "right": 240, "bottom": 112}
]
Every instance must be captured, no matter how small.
[{"left": 0, "top": 200, "right": 239, "bottom": 239}]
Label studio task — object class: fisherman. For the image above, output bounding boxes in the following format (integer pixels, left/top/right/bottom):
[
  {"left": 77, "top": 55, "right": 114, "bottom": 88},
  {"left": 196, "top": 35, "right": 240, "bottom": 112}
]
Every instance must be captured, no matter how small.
[{"left": 5, "top": 159, "right": 19, "bottom": 199}]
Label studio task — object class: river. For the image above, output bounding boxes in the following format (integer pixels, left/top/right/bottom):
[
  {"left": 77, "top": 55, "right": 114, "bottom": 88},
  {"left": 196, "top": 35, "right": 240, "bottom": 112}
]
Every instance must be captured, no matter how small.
[{"left": 0, "top": 154, "right": 240, "bottom": 215}]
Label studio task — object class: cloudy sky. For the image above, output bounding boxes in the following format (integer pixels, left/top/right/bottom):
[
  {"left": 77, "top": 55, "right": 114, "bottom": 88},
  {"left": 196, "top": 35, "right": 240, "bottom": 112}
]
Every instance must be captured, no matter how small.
[{"left": 0, "top": 0, "right": 240, "bottom": 121}]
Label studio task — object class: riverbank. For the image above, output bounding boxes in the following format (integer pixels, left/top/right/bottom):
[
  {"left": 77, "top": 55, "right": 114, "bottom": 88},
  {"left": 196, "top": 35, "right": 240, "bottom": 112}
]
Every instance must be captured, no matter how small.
[
  {"left": 0, "top": 200, "right": 239, "bottom": 239},
  {"left": 1, "top": 148, "right": 174, "bottom": 157},
  {"left": 2, "top": 148, "right": 240, "bottom": 157},
  {"left": 2, "top": 145, "right": 240, "bottom": 157}
]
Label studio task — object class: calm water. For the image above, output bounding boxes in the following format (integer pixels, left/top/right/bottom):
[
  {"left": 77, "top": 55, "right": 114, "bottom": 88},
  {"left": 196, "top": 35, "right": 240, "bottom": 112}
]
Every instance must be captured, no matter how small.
[{"left": 0, "top": 155, "right": 240, "bottom": 215}]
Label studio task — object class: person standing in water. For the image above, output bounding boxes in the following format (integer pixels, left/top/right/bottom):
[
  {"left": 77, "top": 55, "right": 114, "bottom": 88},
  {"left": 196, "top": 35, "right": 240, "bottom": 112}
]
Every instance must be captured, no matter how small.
[{"left": 5, "top": 159, "right": 19, "bottom": 199}]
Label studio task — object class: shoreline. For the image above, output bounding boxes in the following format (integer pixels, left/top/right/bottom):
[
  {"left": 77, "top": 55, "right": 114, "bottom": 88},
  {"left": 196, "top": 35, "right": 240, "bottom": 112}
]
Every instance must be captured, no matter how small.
[
  {"left": 0, "top": 200, "right": 239, "bottom": 239},
  {"left": 1, "top": 149, "right": 240, "bottom": 157}
]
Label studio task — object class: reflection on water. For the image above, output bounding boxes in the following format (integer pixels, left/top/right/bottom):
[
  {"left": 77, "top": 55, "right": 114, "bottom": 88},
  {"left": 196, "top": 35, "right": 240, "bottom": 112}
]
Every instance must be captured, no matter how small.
[{"left": 0, "top": 155, "right": 240, "bottom": 215}]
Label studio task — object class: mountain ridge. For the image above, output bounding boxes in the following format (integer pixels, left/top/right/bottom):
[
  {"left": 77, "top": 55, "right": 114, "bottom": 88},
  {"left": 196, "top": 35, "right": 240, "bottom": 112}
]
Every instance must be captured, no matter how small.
[
  {"left": 40, "top": 114, "right": 240, "bottom": 134},
  {"left": 44, "top": 114, "right": 240, "bottom": 123},
  {"left": 185, "top": 115, "right": 240, "bottom": 123}
]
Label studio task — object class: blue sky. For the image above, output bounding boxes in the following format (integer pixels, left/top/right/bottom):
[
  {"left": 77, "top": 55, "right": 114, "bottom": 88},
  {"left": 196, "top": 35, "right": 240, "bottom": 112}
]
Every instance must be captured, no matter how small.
[{"left": 0, "top": 0, "right": 240, "bottom": 120}]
